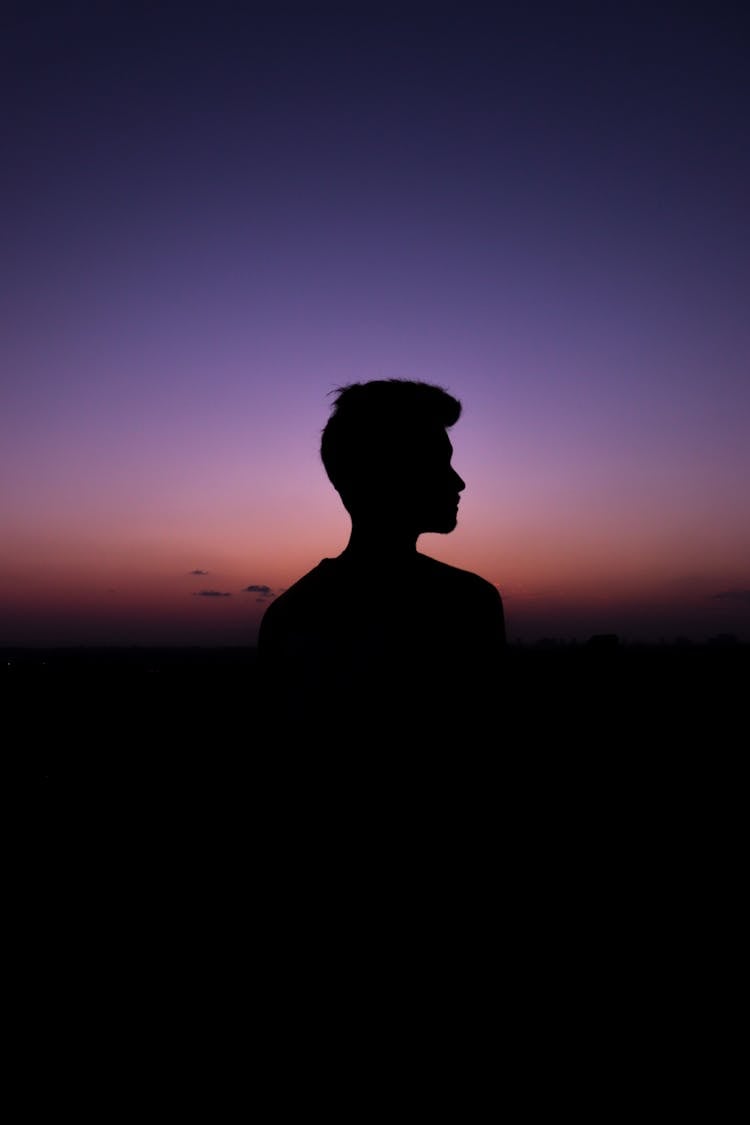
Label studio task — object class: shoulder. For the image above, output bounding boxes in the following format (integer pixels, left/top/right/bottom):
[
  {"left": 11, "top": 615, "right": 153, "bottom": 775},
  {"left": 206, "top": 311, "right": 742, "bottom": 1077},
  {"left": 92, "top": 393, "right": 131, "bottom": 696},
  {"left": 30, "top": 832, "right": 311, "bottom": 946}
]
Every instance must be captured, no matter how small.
[
  {"left": 265, "top": 560, "right": 337, "bottom": 607},
  {"left": 258, "top": 559, "right": 343, "bottom": 638},
  {"left": 416, "top": 553, "right": 503, "bottom": 602},
  {"left": 416, "top": 553, "right": 506, "bottom": 646}
]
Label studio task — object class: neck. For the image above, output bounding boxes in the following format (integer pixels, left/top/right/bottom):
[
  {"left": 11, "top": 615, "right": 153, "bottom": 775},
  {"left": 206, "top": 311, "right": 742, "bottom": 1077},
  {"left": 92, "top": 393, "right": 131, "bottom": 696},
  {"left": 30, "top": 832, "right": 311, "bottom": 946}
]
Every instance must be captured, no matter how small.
[{"left": 341, "top": 522, "right": 420, "bottom": 562}]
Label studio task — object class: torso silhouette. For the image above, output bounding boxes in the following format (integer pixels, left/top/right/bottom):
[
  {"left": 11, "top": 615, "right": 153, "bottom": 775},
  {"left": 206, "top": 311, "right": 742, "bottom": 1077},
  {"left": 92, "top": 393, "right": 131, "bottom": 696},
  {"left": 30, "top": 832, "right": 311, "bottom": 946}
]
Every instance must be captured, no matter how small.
[{"left": 258, "top": 549, "right": 506, "bottom": 736}]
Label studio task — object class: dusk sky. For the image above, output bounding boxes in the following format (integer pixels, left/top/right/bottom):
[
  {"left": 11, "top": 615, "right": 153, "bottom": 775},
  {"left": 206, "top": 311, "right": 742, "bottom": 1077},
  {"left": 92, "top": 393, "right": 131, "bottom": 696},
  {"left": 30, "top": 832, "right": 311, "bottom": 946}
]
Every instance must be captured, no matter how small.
[{"left": 2, "top": 1, "right": 749, "bottom": 646}]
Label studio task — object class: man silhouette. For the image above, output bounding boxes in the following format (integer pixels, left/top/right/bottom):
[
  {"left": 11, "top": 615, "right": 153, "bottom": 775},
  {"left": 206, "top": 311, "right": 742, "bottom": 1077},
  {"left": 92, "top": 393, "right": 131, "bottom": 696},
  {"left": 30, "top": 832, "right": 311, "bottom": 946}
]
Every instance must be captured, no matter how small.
[{"left": 257, "top": 379, "right": 506, "bottom": 737}]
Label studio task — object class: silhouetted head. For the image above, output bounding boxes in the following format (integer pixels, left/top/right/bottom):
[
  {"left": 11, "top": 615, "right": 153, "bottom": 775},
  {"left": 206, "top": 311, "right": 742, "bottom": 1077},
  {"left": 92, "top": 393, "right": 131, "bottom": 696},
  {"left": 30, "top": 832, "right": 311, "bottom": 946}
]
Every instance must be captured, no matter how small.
[{"left": 320, "top": 379, "right": 466, "bottom": 534}]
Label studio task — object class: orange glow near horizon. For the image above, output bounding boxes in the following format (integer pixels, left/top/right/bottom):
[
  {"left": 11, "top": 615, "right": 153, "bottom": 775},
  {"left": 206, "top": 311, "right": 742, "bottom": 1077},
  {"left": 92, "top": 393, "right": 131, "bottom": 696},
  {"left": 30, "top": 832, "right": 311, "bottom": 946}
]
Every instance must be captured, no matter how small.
[{"left": 3, "top": 500, "right": 748, "bottom": 646}]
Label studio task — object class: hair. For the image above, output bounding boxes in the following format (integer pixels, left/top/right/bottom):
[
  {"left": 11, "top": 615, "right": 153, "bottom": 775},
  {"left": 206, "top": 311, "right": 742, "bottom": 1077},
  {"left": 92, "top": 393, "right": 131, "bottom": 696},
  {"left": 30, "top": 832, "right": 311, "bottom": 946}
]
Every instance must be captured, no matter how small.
[{"left": 320, "top": 378, "right": 462, "bottom": 498}]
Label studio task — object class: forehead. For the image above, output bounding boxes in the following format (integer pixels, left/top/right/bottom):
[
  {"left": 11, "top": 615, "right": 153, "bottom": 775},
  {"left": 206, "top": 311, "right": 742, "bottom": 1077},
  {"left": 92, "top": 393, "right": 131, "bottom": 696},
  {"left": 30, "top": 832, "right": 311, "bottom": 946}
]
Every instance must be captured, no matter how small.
[
  {"left": 418, "top": 427, "right": 453, "bottom": 456},
  {"left": 393, "top": 425, "right": 453, "bottom": 465}
]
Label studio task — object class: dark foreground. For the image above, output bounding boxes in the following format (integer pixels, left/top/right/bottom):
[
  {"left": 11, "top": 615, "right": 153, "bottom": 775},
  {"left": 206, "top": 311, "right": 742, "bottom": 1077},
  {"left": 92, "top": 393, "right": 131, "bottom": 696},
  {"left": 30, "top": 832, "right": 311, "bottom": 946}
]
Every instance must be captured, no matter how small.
[
  {"left": 14, "top": 641, "right": 743, "bottom": 1087},
  {"left": 9, "top": 639, "right": 745, "bottom": 787}
]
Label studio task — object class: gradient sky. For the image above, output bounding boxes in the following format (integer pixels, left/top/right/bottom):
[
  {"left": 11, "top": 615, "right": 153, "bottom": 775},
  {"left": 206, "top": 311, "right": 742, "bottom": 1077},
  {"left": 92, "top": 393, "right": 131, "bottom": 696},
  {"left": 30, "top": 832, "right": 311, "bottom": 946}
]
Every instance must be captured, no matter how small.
[{"left": 2, "top": 1, "right": 749, "bottom": 646}]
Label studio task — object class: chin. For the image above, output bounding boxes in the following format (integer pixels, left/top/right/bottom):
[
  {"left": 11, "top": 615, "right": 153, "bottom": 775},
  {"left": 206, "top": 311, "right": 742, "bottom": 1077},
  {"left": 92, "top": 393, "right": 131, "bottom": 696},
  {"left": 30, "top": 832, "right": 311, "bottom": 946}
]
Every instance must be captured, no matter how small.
[{"left": 424, "top": 514, "right": 458, "bottom": 534}]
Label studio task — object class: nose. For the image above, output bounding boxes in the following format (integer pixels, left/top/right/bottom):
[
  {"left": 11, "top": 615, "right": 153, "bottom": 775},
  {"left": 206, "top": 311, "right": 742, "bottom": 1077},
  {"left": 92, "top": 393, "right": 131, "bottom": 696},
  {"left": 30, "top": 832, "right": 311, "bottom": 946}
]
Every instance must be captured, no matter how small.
[{"left": 452, "top": 468, "right": 466, "bottom": 492}]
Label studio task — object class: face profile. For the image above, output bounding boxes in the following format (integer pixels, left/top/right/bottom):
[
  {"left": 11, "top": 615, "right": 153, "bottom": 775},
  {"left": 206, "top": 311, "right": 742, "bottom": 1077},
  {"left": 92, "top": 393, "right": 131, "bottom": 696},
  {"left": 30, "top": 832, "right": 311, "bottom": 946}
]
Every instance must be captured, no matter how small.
[
  {"left": 319, "top": 381, "right": 468, "bottom": 547},
  {"left": 257, "top": 378, "right": 505, "bottom": 736},
  {"left": 387, "top": 427, "right": 466, "bottom": 536}
]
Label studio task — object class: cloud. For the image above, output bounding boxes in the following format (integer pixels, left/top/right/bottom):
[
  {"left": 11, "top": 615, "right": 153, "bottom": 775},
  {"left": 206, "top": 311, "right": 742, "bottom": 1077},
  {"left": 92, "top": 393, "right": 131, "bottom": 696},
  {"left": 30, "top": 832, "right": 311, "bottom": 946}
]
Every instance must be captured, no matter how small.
[
  {"left": 193, "top": 589, "right": 231, "bottom": 597},
  {"left": 714, "top": 589, "right": 750, "bottom": 603},
  {"left": 242, "top": 584, "right": 275, "bottom": 600},
  {"left": 189, "top": 569, "right": 209, "bottom": 575}
]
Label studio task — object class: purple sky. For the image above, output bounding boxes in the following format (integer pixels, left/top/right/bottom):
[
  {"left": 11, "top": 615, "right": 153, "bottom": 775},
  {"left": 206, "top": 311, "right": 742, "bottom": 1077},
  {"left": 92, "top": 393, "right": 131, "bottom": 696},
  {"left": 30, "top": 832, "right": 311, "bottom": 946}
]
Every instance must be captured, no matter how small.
[{"left": 2, "top": 2, "right": 749, "bottom": 646}]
